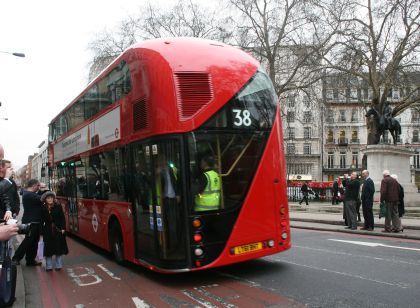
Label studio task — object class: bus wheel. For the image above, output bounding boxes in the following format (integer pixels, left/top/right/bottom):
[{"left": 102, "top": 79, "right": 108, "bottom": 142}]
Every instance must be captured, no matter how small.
[{"left": 109, "top": 222, "right": 124, "bottom": 264}]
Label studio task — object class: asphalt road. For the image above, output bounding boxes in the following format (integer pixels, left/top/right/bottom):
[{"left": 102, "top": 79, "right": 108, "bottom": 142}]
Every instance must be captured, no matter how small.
[{"left": 20, "top": 229, "right": 420, "bottom": 307}]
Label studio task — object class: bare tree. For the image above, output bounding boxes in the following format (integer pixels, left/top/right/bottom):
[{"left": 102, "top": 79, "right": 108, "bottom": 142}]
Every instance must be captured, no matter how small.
[
  {"left": 87, "top": 0, "right": 233, "bottom": 79},
  {"left": 321, "top": 0, "right": 420, "bottom": 144}
]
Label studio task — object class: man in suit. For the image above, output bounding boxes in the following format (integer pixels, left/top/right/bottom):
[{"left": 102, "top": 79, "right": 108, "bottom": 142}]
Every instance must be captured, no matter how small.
[{"left": 361, "top": 170, "right": 375, "bottom": 231}]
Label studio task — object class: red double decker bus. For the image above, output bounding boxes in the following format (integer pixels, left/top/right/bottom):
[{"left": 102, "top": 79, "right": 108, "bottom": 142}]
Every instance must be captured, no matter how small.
[{"left": 48, "top": 38, "right": 290, "bottom": 272}]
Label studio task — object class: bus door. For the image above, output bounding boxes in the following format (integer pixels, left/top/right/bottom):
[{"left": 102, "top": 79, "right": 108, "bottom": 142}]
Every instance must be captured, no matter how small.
[
  {"left": 64, "top": 163, "right": 79, "bottom": 233},
  {"left": 132, "top": 139, "right": 187, "bottom": 266}
]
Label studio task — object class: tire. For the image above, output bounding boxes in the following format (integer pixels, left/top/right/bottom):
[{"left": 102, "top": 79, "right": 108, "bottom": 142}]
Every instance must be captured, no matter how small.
[{"left": 109, "top": 222, "right": 124, "bottom": 264}]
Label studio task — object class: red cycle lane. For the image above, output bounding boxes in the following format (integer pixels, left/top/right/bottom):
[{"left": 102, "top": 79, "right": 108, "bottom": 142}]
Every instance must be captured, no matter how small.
[{"left": 22, "top": 236, "right": 303, "bottom": 308}]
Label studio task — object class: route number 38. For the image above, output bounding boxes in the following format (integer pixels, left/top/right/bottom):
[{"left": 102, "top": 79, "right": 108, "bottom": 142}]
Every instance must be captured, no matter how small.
[{"left": 232, "top": 109, "right": 252, "bottom": 127}]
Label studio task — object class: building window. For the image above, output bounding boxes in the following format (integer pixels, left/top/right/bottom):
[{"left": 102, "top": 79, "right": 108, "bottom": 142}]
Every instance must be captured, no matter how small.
[
  {"left": 287, "top": 111, "right": 295, "bottom": 123},
  {"left": 351, "top": 109, "right": 358, "bottom": 122},
  {"left": 340, "top": 151, "right": 346, "bottom": 168},
  {"left": 414, "top": 152, "right": 420, "bottom": 168},
  {"left": 288, "top": 127, "right": 295, "bottom": 139},
  {"left": 327, "top": 130, "right": 334, "bottom": 143},
  {"left": 304, "top": 127, "right": 311, "bottom": 139},
  {"left": 351, "top": 130, "right": 358, "bottom": 143},
  {"left": 303, "top": 111, "right": 312, "bottom": 123},
  {"left": 287, "top": 143, "right": 296, "bottom": 154},
  {"left": 303, "top": 96, "right": 310, "bottom": 108},
  {"left": 339, "top": 130, "right": 346, "bottom": 144},
  {"left": 339, "top": 110, "right": 346, "bottom": 122},
  {"left": 333, "top": 89, "right": 338, "bottom": 99},
  {"left": 303, "top": 144, "right": 311, "bottom": 155},
  {"left": 412, "top": 110, "right": 420, "bottom": 123},
  {"left": 326, "top": 90, "right": 333, "bottom": 101},
  {"left": 326, "top": 109, "right": 334, "bottom": 123},
  {"left": 327, "top": 152, "right": 334, "bottom": 168},
  {"left": 288, "top": 96, "right": 295, "bottom": 108},
  {"left": 352, "top": 152, "right": 359, "bottom": 168},
  {"left": 413, "top": 130, "right": 419, "bottom": 143}
]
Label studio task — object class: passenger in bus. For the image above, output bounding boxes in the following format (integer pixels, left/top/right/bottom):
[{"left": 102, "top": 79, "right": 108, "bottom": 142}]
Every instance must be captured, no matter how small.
[
  {"left": 194, "top": 156, "right": 221, "bottom": 212},
  {"left": 156, "top": 155, "right": 181, "bottom": 251},
  {"left": 40, "top": 191, "right": 68, "bottom": 271}
]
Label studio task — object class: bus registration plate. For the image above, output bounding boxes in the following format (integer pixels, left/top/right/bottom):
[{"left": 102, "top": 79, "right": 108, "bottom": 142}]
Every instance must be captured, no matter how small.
[{"left": 233, "top": 242, "right": 263, "bottom": 255}]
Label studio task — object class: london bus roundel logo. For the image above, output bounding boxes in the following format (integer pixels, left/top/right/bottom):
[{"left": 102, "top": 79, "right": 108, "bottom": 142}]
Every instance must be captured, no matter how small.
[{"left": 92, "top": 213, "right": 99, "bottom": 233}]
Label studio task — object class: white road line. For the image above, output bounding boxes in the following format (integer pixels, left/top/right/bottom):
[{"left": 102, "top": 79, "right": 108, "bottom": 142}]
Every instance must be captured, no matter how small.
[
  {"left": 269, "top": 258, "right": 411, "bottom": 289},
  {"left": 194, "top": 285, "right": 237, "bottom": 308},
  {"left": 328, "top": 239, "right": 420, "bottom": 252},
  {"left": 292, "top": 245, "right": 420, "bottom": 266},
  {"left": 181, "top": 289, "right": 219, "bottom": 308},
  {"left": 75, "top": 305, "right": 84, "bottom": 308},
  {"left": 132, "top": 297, "right": 150, "bottom": 308},
  {"left": 97, "top": 264, "right": 121, "bottom": 280},
  {"left": 215, "top": 271, "right": 260, "bottom": 287}
]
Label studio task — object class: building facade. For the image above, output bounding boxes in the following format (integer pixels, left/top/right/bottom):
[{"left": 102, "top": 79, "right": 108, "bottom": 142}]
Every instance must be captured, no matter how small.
[{"left": 30, "top": 140, "right": 49, "bottom": 184}]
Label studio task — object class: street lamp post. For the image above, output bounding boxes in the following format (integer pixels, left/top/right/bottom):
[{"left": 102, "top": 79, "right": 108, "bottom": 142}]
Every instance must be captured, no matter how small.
[{"left": 0, "top": 50, "right": 25, "bottom": 57}]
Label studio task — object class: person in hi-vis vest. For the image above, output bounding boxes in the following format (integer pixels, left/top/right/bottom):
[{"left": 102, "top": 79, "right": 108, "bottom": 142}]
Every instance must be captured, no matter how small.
[{"left": 194, "top": 156, "right": 221, "bottom": 211}]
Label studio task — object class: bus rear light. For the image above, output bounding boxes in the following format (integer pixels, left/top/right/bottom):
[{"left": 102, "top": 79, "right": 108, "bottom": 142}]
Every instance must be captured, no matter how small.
[
  {"left": 281, "top": 221, "right": 287, "bottom": 227},
  {"left": 193, "top": 233, "right": 203, "bottom": 242},
  {"left": 281, "top": 232, "right": 288, "bottom": 240},
  {"left": 280, "top": 208, "right": 287, "bottom": 215},
  {"left": 192, "top": 218, "right": 202, "bottom": 228},
  {"left": 194, "top": 248, "right": 204, "bottom": 256}
]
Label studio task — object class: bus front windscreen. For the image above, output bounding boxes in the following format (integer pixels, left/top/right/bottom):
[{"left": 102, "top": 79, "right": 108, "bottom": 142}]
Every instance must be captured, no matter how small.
[{"left": 188, "top": 69, "right": 277, "bottom": 212}]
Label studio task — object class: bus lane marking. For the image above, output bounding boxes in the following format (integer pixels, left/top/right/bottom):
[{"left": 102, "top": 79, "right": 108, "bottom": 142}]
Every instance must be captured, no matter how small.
[
  {"left": 193, "top": 284, "right": 238, "bottom": 308},
  {"left": 132, "top": 297, "right": 150, "bottom": 308},
  {"left": 269, "top": 258, "right": 411, "bottom": 289},
  {"left": 97, "top": 263, "right": 121, "bottom": 280},
  {"left": 67, "top": 267, "right": 102, "bottom": 286},
  {"left": 181, "top": 289, "right": 219, "bottom": 308}
]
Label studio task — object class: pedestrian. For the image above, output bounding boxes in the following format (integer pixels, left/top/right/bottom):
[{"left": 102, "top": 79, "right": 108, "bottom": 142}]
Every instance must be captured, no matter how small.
[
  {"left": 12, "top": 179, "right": 43, "bottom": 266},
  {"left": 332, "top": 178, "right": 339, "bottom": 205},
  {"left": 380, "top": 170, "right": 402, "bottom": 233},
  {"left": 361, "top": 170, "right": 375, "bottom": 231},
  {"left": 0, "top": 160, "right": 14, "bottom": 221},
  {"left": 391, "top": 174, "right": 405, "bottom": 220},
  {"left": 299, "top": 182, "right": 309, "bottom": 205},
  {"left": 0, "top": 160, "right": 20, "bottom": 216},
  {"left": 37, "top": 182, "right": 49, "bottom": 196},
  {"left": 343, "top": 172, "right": 361, "bottom": 230},
  {"left": 40, "top": 191, "right": 68, "bottom": 271}
]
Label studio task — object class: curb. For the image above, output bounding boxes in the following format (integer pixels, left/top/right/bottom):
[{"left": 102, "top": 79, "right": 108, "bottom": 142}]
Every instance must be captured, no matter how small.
[
  {"left": 11, "top": 235, "right": 25, "bottom": 307},
  {"left": 290, "top": 217, "right": 420, "bottom": 230}
]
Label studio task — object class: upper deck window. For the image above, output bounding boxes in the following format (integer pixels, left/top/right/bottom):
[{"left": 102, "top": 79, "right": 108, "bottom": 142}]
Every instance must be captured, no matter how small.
[
  {"left": 201, "top": 69, "right": 276, "bottom": 131},
  {"left": 50, "top": 61, "right": 132, "bottom": 141}
]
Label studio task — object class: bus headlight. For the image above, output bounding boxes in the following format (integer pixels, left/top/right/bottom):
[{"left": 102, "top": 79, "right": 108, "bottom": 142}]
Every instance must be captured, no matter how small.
[
  {"left": 268, "top": 240, "right": 275, "bottom": 247},
  {"left": 281, "top": 232, "right": 288, "bottom": 240}
]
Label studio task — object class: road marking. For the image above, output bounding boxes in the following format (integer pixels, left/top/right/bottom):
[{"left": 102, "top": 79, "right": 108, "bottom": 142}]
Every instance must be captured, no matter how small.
[
  {"left": 269, "top": 258, "right": 411, "bottom": 289},
  {"left": 292, "top": 245, "right": 420, "bottom": 266},
  {"left": 75, "top": 305, "right": 84, "bottom": 308},
  {"left": 67, "top": 267, "right": 102, "bottom": 286},
  {"left": 194, "top": 284, "right": 237, "bottom": 308},
  {"left": 97, "top": 264, "right": 121, "bottom": 280},
  {"left": 181, "top": 289, "right": 219, "bottom": 308},
  {"left": 328, "top": 239, "right": 420, "bottom": 251},
  {"left": 132, "top": 297, "right": 150, "bottom": 308},
  {"left": 215, "top": 271, "right": 260, "bottom": 287}
]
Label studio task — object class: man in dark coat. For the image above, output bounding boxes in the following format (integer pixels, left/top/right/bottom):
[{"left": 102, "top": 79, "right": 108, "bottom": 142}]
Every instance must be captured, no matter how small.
[
  {"left": 12, "top": 179, "right": 43, "bottom": 266},
  {"left": 344, "top": 172, "right": 361, "bottom": 230},
  {"left": 299, "top": 182, "right": 309, "bottom": 205},
  {"left": 380, "top": 170, "right": 402, "bottom": 232},
  {"left": 0, "top": 160, "right": 20, "bottom": 217},
  {"left": 361, "top": 170, "right": 375, "bottom": 231}
]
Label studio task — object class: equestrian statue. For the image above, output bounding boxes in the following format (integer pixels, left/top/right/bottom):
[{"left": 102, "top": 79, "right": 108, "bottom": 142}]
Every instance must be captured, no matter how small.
[{"left": 365, "top": 101, "right": 401, "bottom": 145}]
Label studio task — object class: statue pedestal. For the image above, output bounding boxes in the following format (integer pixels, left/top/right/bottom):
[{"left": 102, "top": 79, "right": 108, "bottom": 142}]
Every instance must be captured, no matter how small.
[{"left": 362, "top": 145, "right": 418, "bottom": 206}]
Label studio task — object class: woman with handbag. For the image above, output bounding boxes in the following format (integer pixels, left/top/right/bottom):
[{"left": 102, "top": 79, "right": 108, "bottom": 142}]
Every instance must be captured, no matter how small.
[{"left": 40, "top": 191, "right": 68, "bottom": 271}]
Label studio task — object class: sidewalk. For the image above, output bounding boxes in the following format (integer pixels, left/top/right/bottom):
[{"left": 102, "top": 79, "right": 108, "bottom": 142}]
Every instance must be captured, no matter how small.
[
  {"left": 10, "top": 235, "right": 25, "bottom": 307},
  {"left": 289, "top": 201, "right": 420, "bottom": 240}
]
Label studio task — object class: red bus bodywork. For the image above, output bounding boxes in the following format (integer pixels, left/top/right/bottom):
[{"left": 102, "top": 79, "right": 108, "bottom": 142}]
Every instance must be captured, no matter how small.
[{"left": 49, "top": 38, "right": 290, "bottom": 272}]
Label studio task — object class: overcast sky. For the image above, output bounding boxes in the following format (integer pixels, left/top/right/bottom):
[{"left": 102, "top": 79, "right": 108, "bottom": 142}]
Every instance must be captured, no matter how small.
[{"left": 0, "top": 0, "right": 162, "bottom": 168}]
